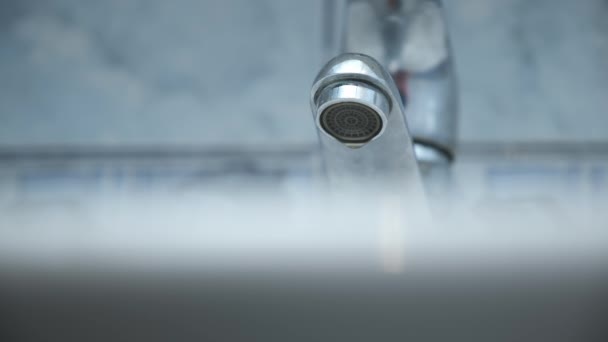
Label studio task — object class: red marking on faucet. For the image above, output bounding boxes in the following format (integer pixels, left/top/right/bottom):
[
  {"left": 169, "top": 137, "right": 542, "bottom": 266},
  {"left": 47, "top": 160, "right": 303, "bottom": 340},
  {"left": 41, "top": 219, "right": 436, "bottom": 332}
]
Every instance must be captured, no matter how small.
[{"left": 392, "top": 70, "right": 409, "bottom": 104}]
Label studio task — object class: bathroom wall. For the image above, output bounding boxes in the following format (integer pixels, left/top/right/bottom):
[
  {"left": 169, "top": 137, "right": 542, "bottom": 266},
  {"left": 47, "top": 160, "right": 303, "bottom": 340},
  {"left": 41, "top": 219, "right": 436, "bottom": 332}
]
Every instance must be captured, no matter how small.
[{"left": 1, "top": 0, "right": 607, "bottom": 146}]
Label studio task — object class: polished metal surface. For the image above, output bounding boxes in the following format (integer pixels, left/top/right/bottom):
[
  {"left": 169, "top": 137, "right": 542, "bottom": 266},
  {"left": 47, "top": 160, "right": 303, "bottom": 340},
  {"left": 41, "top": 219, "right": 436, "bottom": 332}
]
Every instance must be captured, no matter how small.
[
  {"left": 310, "top": 53, "right": 429, "bottom": 222},
  {"left": 322, "top": 0, "right": 458, "bottom": 163},
  {"left": 311, "top": 54, "right": 424, "bottom": 193}
]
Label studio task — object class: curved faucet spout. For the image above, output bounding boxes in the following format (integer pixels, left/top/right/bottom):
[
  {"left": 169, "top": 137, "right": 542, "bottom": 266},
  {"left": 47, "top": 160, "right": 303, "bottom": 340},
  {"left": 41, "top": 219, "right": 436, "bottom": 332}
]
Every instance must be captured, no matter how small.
[
  {"left": 311, "top": 53, "right": 421, "bottom": 189},
  {"left": 310, "top": 53, "right": 431, "bottom": 223},
  {"left": 321, "top": 0, "right": 458, "bottom": 165}
]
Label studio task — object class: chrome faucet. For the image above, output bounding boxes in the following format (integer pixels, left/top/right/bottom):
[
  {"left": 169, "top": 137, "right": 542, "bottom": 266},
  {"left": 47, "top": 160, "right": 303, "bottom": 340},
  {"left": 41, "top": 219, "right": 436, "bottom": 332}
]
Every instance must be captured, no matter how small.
[{"left": 311, "top": 0, "right": 457, "bottom": 185}]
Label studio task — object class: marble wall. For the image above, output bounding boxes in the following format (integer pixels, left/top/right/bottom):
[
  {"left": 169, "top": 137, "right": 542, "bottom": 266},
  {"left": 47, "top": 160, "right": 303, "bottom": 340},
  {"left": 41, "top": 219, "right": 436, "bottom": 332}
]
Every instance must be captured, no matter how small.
[{"left": 1, "top": 0, "right": 607, "bottom": 146}]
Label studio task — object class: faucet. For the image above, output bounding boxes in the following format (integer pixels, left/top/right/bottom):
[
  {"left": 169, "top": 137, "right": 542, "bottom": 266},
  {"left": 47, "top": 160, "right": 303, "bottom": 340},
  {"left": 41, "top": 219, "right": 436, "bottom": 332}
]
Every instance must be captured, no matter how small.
[{"left": 310, "top": 0, "right": 458, "bottom": 187}]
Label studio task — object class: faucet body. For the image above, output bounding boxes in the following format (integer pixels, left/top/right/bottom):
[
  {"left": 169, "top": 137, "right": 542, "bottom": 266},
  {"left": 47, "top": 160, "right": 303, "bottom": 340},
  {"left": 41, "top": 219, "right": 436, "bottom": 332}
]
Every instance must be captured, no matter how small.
[
  {"left": 311, "top": 53, "right": 421, "bottom": 187},
  {"left": 320, "top": 0, "right": 458, "bottom": 165},
  {"left": 310, "top": 53, "right": 431, "bottom": 223}
]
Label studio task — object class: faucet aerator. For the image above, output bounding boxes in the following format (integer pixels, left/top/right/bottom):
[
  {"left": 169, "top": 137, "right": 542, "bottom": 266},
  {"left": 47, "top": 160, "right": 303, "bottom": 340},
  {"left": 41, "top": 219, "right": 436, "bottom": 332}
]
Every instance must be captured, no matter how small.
[{"left": 315, "top": 81, "right": 390, "bottom": 147}]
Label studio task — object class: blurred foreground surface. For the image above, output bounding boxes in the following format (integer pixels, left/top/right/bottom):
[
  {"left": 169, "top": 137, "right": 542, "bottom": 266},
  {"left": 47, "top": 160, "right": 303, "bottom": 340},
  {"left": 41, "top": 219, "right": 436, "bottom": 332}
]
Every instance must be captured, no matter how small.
[{"left": 1, "top": 145, "right": 607, "bottom": 341}]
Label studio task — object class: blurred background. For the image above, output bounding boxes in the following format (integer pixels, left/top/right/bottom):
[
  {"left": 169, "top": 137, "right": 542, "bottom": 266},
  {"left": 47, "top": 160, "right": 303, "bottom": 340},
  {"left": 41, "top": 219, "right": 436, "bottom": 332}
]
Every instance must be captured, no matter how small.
[{"left": 1, "top": 0, "right": 607, "bottom": 146}]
